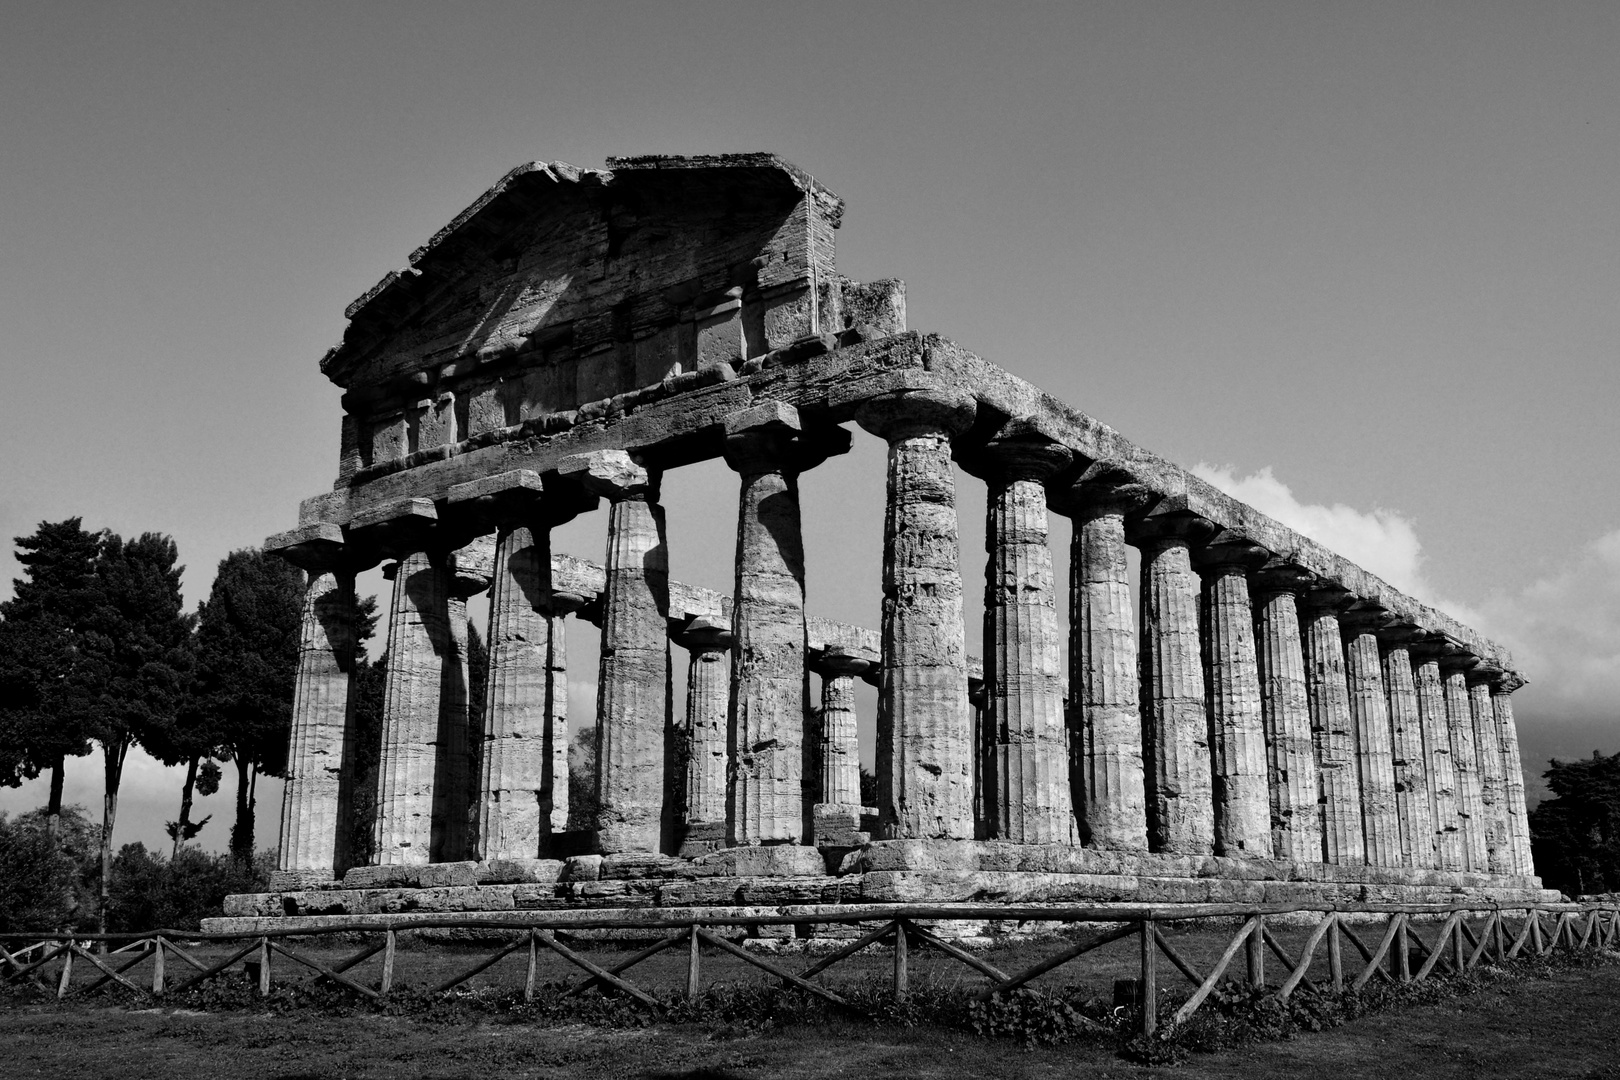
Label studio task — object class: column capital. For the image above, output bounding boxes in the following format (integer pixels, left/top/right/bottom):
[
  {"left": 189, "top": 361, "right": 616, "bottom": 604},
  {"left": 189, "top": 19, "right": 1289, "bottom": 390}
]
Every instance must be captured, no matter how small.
[
  {"left": 1465, "top": 658, "right": 1505, "bottom": 687},
  {"left": 1299, "top": 581, "right": 1357, "bottom": 617},
  {"left": 810, "top": 644, "right": 879, "bottom": 678},
  {"left": 853, "top": 382, "right": 976, "bottom": 442},
  {"left": 1192, "top": 529, "right": 1270, "bottom": 573},
  {"left": 675, "top": 613, "right": 733, "bottom": 653},
  {"left": 1250, "top": 557, "right": 1315, "bottom": 598},
  {"left": 267, "top": 522, "right": 351, "bottom": 574},
  {"left": 1493, "top": 672, "right": 1527, "bottom": 695},
  {"left": 445, "top": 468, "right": 600, "bottom": 533},
  {"left": 346, "top": 497, "right": 441, "bottom": 561},
  {"left": 966, "top": 416, "right": 1074, "bottom": 483},
  {"left": 1374, "top": 618, "right": 1427, "bottom": 650},
  {"left": 1339, "top": 602, "right": 1398, "bottom": 636},
  {"left": 558, "top": 449, "right": 657, "bottom": 501},
  {"left": 1054, "top": 461, "right": 1160, "bottom": 520},
  {"left": 1127, "top": 507, "right": 1218, "bottom": 550},
  {"left": 720, "top": 401, "right": 853, "bottom": 474},
  {"left": 449, "top": 535, "right": 496, "bottom": 599}
]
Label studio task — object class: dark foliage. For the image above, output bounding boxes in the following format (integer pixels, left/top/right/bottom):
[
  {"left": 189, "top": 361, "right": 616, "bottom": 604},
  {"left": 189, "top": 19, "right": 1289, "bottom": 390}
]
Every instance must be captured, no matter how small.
[
  {"left": 1530, "top": 749, "right": 1620, "bottom": 896},
  {"left": 0, "top": 520, "right": 104, "bottom": 802},
  {"left": 0, "top": 806, "right": 99, "bottom": 932},
  {"left": 103, "top": 842, "right": 272, "bottom": 933}
]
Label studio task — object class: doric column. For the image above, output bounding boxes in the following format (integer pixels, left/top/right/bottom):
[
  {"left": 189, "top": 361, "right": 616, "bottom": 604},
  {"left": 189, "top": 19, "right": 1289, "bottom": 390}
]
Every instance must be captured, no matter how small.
[
  {"left": 813, "top": 646, "right": 875, "bottom": 808},
  {"left": 1130, "top": 510, "right": 1216, "bottom": 855},
  {"left": 676, "top": 615, "right": 732, "bottom": 826},
  {"left": 1194, "top": 534, "right": 1273, "bottom": 859},
  {"left": 559, "top": 450, "right": 672, "bottom": 855},
  {"left": 1492, "top": 675, "right": 1534, "bottom": 875},
  {"left": 373, "top": 548, "right": 452, "bottom": 865},
  {"left": 1059, "top": 465, "right": 1151, "bottom": 852},
  {"left": 542, "top": 590, "right": 585, "bottom": 836},
  {"left": 721, "top": 402, "right": 850, "bottom": 845},
  {"left": 972, "top": 420, "right": 1073, "bottom": 845},
  {"left": 445, "top": 470, "right": 589, "bottom": 863},
  {"left": 1302, "top": 589, "right": 1365, "bottom": 865},
  {"left": 1341, "top": 607, "right": 1402, "bottom": 868},
  {"left": 1441, "top": 656, "right": 1489, "bottom": 873},
  {"left": 1379, "top": 634, "right": 1436, "bottom": 869},
  {"left": 272, "top": 524, "right": 361, "bottom": 877},
  {"left": 1250, "top": 561, "right": 1322, "bottom": 863},
  {"left": 1467, "top": 666, "right": 1512, "bottom": 875},
  {"left": 855, "top": 381, "right": 977, "bottom": 840},
  {"left": 1412, "top": 646, "right": 1464, "bottom": 870}
]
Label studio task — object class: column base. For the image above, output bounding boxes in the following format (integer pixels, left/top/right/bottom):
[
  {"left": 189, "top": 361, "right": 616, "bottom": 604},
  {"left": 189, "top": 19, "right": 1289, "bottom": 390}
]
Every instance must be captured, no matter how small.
[{"left": 223, "top": 839, "right": 1558, "bottom": 926}]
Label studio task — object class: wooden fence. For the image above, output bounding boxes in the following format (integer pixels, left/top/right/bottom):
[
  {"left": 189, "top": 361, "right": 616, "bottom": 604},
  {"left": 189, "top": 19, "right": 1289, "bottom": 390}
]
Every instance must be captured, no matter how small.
[{"left": 4, "top": 902, "right": 1616, "bottom": 1037}]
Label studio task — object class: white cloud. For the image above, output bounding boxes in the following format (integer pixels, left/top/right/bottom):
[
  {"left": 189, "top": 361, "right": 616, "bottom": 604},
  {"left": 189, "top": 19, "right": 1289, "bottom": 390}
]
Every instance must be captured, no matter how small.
[
  {"left": 1192, "top": 463, "right": 1440, "bottom": 601},
  {"left": 1193, "top": 463, "right": 1620, "bottom": 800}
]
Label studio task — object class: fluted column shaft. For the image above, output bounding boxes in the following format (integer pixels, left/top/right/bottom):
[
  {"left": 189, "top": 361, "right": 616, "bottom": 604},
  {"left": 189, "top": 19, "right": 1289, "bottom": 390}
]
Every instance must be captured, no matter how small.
[
  {"left": 1137, "top": 537, "right": 1215, "bottom": 854},
  {"left": 816, "top": 651, "right": 871, "bottom": 807},
  {"left": 544, "top": 608, "right": 571, "bottom": 834},
  {"left": 1304, "top": 606, "right": 1364, "bottom": 864},
  {"left": 1345, "top": 630, "right": 1401, "bottom": 867},
  {"left": 476, "top": 524, "right": 554, "bottom": 861},
  {"left": 1382, "top": 645, "right": 1436, "bottom": 869},
  {"left": 1468, "top": 679, "right": 1511, "bottom": 875},
  {"left": 1253, "top": 586, "right": 1321, "bottom": 862},
  {"left": 374, "top": 550, "right": 455, "bottom": 865},
  {"left": 857, "top": 386, "right": 976, "bottom": 840},
  {"left": 723, "top": 407, "right": 818, "bottom": 846},
  {"left": 279, "top": 568, "right": 359, "bottom": 875},
  {"left": 1415, "top": 657, "right": 1463, "bottom": 870},
  {"left": 435, "top": 592, "right": 473, "bottom": 862},
  {"left": 1073, "top": 507, "right": 1149, "bottom": 851},
  {"left": 560, "top": 451, "right": 673, "bottom": 855},
  {"left": 980, "top": 430, "right": 1072, "bottom": 845},
  {"left": 1444, "top": 669, "right": 1488, "bottom": 872},
  {"left": 680, "top": 620, "right": 731, "bottom": 825},
  {"left": 1200, "top": 561, "right": 1272, "bottom": 857},
  {"left": 1493, "top": 686, "right": 1534, "bottom": 875}
]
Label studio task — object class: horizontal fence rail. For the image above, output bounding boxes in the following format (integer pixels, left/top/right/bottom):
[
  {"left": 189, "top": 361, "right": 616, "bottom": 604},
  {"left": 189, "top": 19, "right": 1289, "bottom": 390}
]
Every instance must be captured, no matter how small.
[{"left": 4, "top": 902, "right": 1615, "bottom": 1037}]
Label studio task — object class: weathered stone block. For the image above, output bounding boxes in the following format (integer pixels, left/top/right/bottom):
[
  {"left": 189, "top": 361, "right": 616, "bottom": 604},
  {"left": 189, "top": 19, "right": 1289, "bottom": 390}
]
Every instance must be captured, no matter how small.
[
  {"left": 477, "top": 859, "right": 565, "bottom": 885},
  {"left": 343, "top": 862, "right": 479, "bottom": 890},
  {"left": 689, "top": 845, "right": 829, "bottom": 878}
]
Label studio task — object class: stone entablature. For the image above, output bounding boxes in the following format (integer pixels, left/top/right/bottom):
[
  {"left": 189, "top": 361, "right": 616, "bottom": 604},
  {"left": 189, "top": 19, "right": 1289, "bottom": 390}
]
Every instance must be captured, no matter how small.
[{"left": 262, "top": 154, "right": 1540, "bottom": 918}]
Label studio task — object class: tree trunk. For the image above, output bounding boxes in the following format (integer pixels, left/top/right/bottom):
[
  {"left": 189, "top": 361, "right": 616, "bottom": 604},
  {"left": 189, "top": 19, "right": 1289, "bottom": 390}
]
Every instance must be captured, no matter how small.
[
  {"left": 46, "top": 756, "right": 65, "bottom": 839},
  {"left": 173, "top": 755, "right": 199, "bottom": 859},
  {"left": 231, "top": 755, "right": 253, "bottom": 863},
  {"left": 99, "top": 739, "right": 128, "bottom": 943}
]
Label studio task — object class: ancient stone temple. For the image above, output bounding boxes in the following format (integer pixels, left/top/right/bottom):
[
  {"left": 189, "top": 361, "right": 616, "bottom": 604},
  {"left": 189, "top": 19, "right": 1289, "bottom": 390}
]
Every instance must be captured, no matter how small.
[{"left": 227, "top": 153, "right": 1553, "bottom": 924}]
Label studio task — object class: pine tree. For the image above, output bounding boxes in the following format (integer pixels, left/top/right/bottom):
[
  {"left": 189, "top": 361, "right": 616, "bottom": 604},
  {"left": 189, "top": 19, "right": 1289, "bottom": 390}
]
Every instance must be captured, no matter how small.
[{"left": 0, "top": 519, "right": 104, "bottom": 832}]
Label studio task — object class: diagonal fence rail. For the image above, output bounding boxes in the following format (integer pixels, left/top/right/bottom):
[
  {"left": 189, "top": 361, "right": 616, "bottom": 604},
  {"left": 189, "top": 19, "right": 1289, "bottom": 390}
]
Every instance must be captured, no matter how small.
[{"left": 4, "top": 901, "right": 1616, "bottom": 1036}]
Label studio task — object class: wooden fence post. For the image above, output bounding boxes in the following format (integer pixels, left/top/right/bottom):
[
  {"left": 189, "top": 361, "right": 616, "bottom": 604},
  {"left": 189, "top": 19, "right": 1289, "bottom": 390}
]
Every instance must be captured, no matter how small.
[
  {"left": 1394, "top": 916, "right": 1410, "bottom": 983},
  {"left": 1140, "top": 919, "right": 1157, "bottom": 1037},
  {"left": 258, "top": 937, "right": 271, "bottom": 994},
  {"left": 1247, "top": 914, "right": 1265, "bottom": 990},
  {"left": 56, "top": 939, "right": 72, "bottom": 999},
  {"left": 1452, "top": 917, "right": 1466, "bottom": 974},
  {"left": 380, "top": 929, "right": 396, "bottom": 995},
  {"left": 524, "top": 929, "right": 538, "bottom": 1003},
  {"left": 1328, "top": 914, "right": 1343, "bottom": 993},
  {"left": 151, "top": 936, "right": 166, "bottom": 995},
  {"left": 686, "top": 925, "right": 701, "bottom": 1001},
  {"left": 893, "top": 920, "right": 909, "bottom": 1003}
]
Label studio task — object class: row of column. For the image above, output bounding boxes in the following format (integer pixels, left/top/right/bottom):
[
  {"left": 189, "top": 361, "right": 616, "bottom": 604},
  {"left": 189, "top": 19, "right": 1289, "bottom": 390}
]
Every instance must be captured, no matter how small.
[{"left": 278, "top": 383, "right": 1535, "bottom": 881}]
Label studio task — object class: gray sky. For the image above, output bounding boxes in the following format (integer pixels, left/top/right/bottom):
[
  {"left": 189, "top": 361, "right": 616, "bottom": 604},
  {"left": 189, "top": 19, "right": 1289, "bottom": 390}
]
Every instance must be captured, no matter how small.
[{"left": 2, "top": 2, "right": 1616, "bottom": 853}]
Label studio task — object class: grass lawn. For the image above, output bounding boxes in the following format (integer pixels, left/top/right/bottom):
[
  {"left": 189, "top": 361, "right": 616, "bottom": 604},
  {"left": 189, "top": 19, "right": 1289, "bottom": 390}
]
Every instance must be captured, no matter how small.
[{"left": 3, "top": 924, "right": 1617, "bottom": 1079}]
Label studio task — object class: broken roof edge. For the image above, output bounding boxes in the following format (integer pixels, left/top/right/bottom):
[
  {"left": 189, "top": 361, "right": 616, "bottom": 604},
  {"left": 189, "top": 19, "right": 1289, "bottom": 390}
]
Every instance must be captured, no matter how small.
[{"left": 320, "top": 153, "right": 839, "bottom": 380}]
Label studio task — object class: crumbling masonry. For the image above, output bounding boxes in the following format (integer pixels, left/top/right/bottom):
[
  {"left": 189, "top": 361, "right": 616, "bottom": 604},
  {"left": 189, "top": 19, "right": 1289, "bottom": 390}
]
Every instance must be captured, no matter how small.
[{"left": 218, "top": 155, "right": 1552, "bottom": 928}]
